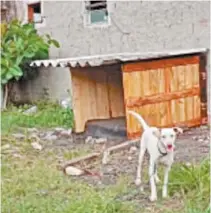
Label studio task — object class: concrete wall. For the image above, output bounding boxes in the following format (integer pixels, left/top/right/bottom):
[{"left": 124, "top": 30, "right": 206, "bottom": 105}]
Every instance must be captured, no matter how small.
[{"left": 13, "top": 1, "right": 210, "bottom": 106}]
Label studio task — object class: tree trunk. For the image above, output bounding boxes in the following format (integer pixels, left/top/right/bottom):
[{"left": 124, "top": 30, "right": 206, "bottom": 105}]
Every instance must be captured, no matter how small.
[{"left": 2, "top": 84, "right": 8, "bottom": 110}]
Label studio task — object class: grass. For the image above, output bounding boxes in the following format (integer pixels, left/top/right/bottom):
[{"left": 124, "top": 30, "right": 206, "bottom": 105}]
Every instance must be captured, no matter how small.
[
  {"left": 1, "top": 104, "right": 210, "bottom": 213},
  {"left": 168, "top": 159, "right": 210, "bottom": 213},
  {"left": 1, "top": 154, "right": 135, "bottom": 213},
  {"left": 1, "top": 102, "right": 74, "bottom": 134}
]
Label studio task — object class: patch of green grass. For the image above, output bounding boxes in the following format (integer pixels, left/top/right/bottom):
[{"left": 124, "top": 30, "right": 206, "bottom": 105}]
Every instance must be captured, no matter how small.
[
  {"left": 1, "top": 102, "right": 74, "bottom": 134},
  {"left": 168, "top": 159, "right": 210, "bottom": 213},
  {"left": 1, "top": 155, "right": 135, "bottom": 213}
]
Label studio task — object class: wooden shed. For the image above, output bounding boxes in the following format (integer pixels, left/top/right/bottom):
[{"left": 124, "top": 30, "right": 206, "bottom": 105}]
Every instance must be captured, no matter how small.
[{"left": 31, "top": 48, "right": 209, "bottom": 139}]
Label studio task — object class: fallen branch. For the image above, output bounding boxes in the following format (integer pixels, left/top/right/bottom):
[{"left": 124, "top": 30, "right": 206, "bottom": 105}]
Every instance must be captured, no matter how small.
[
  {"left": 61, "top": 152, "right": 101, "bottom": 169},
  {"left": 102, "top": 139, "right": 139, "bottom": 164}
]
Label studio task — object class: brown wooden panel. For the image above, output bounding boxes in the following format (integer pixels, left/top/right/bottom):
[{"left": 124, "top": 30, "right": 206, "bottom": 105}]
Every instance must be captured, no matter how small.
[
  {"left": 71, "top": 67, "right": 110, "bottom": 133},
  {"left": 122, "top": 56, "right": 200, "bottom": 72},
  {"left": 107, "top": 66, "right": 125, "bottom": 117},
  {"left": 122, "top": 55, "right": 201, "bottom": 139},
  {"left": 127, "top": 117, "right": 202, "bottom": 139},
  {"left": 126, "top": 86, "right": 199, "bottom": 108}
]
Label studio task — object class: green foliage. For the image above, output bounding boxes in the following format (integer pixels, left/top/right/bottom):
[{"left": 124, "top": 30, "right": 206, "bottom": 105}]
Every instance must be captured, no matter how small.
[
  {"left": 1, "top": 102, "right": 73, "bottom": 134},
  {"left": 168, "top": 159, "right": 210, "bottom": 213},
  {"left": 1, "top": 20, "right": 60, "bottom": 85}
]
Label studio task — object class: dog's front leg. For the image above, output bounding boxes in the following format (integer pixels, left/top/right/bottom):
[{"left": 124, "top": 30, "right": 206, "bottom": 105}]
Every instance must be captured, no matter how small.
[
  {"left": 149, "top": 159, "right": 157, "bottom": 202},
  {"left": 162, "top": 165, "right": 171, "bottom": 198}
]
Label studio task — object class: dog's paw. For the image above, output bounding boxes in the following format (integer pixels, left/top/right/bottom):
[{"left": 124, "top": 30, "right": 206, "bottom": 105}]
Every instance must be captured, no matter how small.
[
  {"left": 149, "top": 195, "right": 157, "bottom": 202},
  {"left": 135, "top": 179, "right": 141, "bottom": 186}
]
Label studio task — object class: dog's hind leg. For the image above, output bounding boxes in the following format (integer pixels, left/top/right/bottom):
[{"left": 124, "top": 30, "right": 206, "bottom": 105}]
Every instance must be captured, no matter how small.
[
  {"left": 154, "top": 164, "right": 160, "bottom": 183},
  {"left": 135, "top": 141, "right": 146, "bottom": 192}
]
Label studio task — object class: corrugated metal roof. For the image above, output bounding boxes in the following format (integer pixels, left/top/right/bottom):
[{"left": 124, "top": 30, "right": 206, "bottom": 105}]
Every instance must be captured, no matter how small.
[{"left": 30, "top": 48, "right": 208, "bottom": 68}]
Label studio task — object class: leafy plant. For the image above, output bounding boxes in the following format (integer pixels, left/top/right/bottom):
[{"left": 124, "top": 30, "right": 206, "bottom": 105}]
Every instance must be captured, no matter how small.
[{"left": 1, "top": 19, "right": 60, "bottom": 109}]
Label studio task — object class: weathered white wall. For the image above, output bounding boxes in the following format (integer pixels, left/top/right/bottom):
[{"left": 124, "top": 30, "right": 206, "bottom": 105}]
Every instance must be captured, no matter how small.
[{"left": 12, "top": 1, "right": 210, "bottom": 106}]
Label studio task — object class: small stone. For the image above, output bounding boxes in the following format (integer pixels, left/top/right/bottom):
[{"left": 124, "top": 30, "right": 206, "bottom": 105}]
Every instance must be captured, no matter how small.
[
  {"left": 85, "top": 136, "right": 94, "bottom": 144},
  {"left": 54, "top": 127, "right": 65, "bottom": 133},
  {"left": 60, "top": 129, "right": 72, "bottom": 137},
  {"left": 31, "top": 142, "right": 42, "bottom": 150},
  {"left": 95, "top": 138, "right": 107, "bottom": 144},
  {"left": 43, "top": 133, "right": 57, "bottom": 141},
  {"left": 29, "top": 133, "right": 40, "bottom": 142},
  {"left": 128, "top": 156, "right": 133, "bottom": 161},
  {"left": 12, "top": 133, "right": 25, "bottom": 140},
  {"left": 129, "top": 146, "right": 138, "bottom": 153},
  {"left": 192, "top": 136, "right": 198, "bottom": 140},
  {"left": 1, "top": 144, "right": 11, "bottom": 150},
  {"left": 27, "top": 128, "right": 38, "bottom": 133},
  {"left": 60, "top": 98, "right": 72, "bottom": 109},
  {"left": 23, "top": 106, "right": 37, "bottom": 115},
  {"left": 198, "top": 138, "right": 204, "bottom": 143},
  {"left": 65, "top": 166, "right": 84, "bottom": 176},
  {"left": 203, "top": 140, "right": 210, "bottom": 144},
  {"left": 185, "top": 162, "right": 191, "bottom": 167},
  {"left": 13, "top": 153, "right": 24, "bottom": 158}
]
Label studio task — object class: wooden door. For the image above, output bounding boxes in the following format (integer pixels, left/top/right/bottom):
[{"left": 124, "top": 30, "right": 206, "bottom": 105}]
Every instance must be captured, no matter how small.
[{"left": 122, "top": 55, "right": 201, "bottom": 139}]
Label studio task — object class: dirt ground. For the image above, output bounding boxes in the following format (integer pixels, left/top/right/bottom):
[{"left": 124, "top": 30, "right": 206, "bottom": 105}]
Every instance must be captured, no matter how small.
[
  {"left": 35, "top": 125, "right": 208, "bottom": 208},
  {"left": 43, "top": 125, "right": 209, "bottom": 185}
]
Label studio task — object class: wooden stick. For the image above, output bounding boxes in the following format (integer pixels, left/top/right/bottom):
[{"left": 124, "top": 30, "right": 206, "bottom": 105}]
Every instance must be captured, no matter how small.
[
  {"left": 102, "top": 139, "right": 139, "bottom": 164},
  {"left": 61, "top": 152, "right": 101, "bottom": 169}
]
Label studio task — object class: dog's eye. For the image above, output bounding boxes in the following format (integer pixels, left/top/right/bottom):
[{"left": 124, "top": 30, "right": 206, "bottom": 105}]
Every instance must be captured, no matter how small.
[
  {"left": 170, "top": 134, "right": 174, "bottom": 138},
  {"left": 161, "top": 135, "right": 166, "bottom": 139}
]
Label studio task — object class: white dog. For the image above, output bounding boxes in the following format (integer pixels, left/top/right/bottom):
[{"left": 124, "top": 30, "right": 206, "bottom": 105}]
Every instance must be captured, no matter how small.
[{"left": 128, "top": 110, "right": 183, "bottom": 202}]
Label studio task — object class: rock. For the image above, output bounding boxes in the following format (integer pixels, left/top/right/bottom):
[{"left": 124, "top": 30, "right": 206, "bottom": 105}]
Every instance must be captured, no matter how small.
[
  {"left": 13, "top": 153, "right": 24, "bottom": 158},
  {"left": 85, "top": 136, "right": 94, "bottom": 144},
  {"left": 197, "top": 138, "right": 204, "bottom": 143},
  {"left": 185, "top": 162, "right": 191, "bottom": 167},
  {"left": 60, "top": 129, "right": 72, "bottom": 137},
  {"left": 43, "top": 132, "right": 57, "bottom": 141},
  {"left": 95, "top": 138, "right": 107, "bottom": 144},
  {"left": 23, "top": 106, "right": 38, "bottom": 115},
  {"left": 29, "top": 133, "right": 40, "bottom": 142},
  {"left": 60, "top": 98, "right": 72, "bottom": 109},
  {"left": 12, "top": 133, "right": 25, "bottom": 140},
  {"left": 31, "top": 142, "right": 42, "bottom": 150},
  {"left": 54, "top": 127, "right": 65, "bottom": 133},
  {"left": 192, "top": 136, "right": 198, "bottom": 140},
  {"left": 203, "top": 140, "right": 210, "bottom": 145},
  {"left": 65, "top": 166, "right": 84, "bottom": 176},
  {"left": 129, "top": 146, "right": 138, "bottom": 153},
  {"left": 27, "top": 128, "right": 38, "bottom": 133},
  {"left": 1, "top": 144, "right": 11, "bottom": 150},
  {"left": 128, "top": 156, "right": 133, "bottom": 161}
]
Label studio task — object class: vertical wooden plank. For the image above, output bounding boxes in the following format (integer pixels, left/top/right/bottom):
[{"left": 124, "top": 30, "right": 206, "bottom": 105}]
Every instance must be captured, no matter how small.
[
  {"left": 184, "top": 64, "right": 194, "bottom": 121},
  {"left": 107, "top": 66, "right": 125, "bottom": 117}
]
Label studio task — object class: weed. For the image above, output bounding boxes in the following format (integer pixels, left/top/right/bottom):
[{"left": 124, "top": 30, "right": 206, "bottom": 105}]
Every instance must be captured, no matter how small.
[{"left": 1, "top": 102, "right": 74, "bottom": 134}]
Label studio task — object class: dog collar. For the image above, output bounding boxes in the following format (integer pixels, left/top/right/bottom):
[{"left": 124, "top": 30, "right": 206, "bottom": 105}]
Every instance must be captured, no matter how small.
[{"left": 157, "top": 141, "right": 168, "bottom": 156}]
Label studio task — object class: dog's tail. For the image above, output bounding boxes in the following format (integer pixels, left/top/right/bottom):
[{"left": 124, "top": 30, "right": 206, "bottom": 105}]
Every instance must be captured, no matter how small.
[{"left": 127, "top": 110, "right": 149, "bottom": 130}]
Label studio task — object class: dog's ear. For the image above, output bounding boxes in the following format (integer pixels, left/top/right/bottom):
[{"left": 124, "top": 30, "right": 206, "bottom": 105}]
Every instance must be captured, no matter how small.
[
  {"left": 173, "top": 127, "right": 183, "bottom": 134},
  {"left": 152, "top": 128, "right": 161, "bottom": 138}
]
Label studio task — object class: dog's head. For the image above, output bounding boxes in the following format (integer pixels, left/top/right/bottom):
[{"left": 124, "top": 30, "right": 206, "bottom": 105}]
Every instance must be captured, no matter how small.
[{"left": 152, "top": 127, "right": 183, "bottom": 152}]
